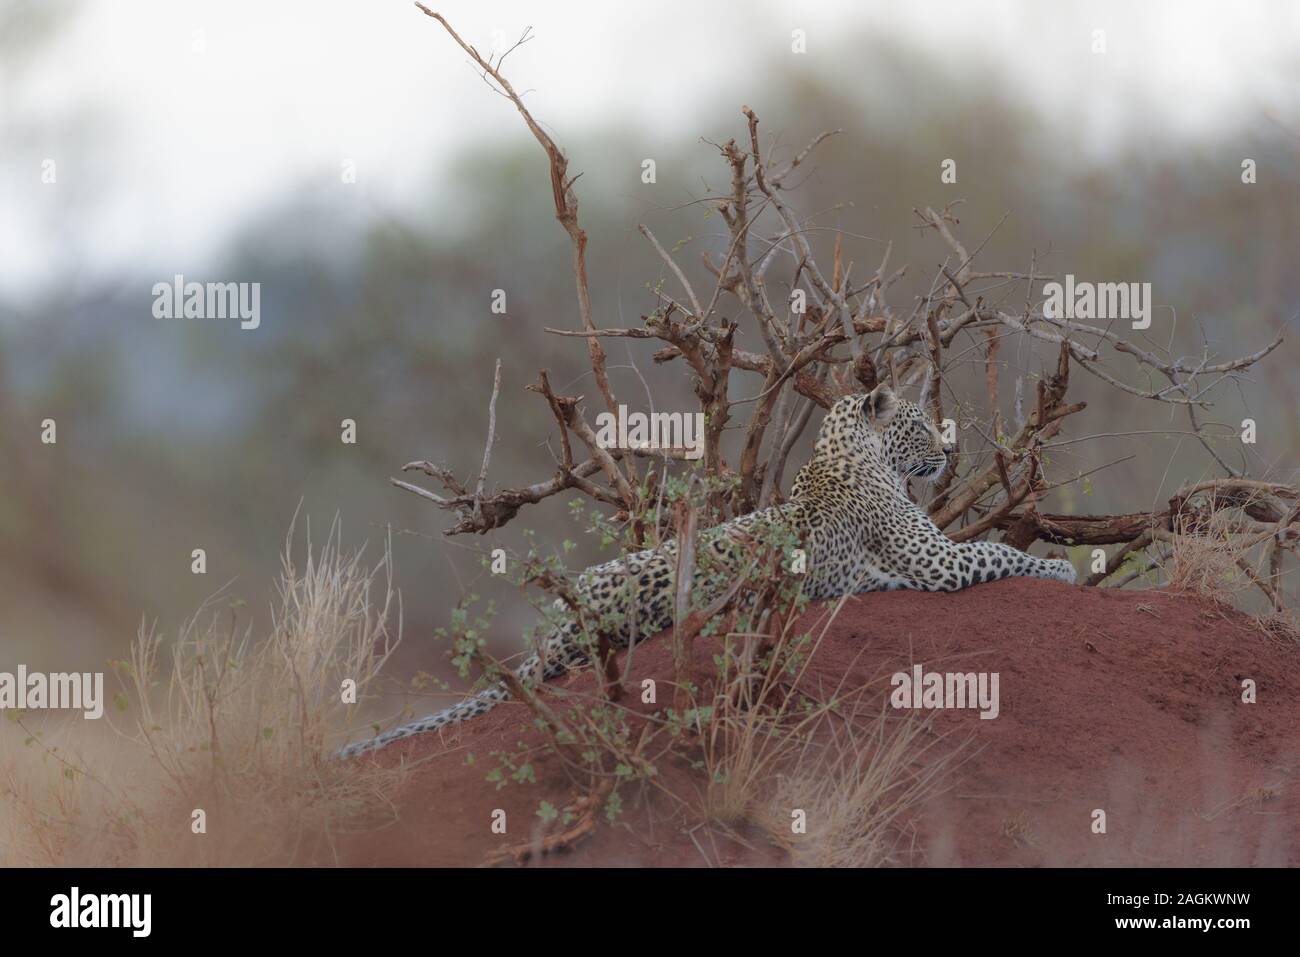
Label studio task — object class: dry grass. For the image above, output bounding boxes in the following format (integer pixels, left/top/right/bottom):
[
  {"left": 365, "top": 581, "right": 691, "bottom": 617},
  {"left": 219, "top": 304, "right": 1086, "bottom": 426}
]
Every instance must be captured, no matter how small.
[
  {"left": 1244, "top": 608, "right": 1300, "bottom": 643},
  {"left": 758, "top": 706, "right": 966, "bottom": 867},
  {"left": 1160, "top": 513, "right": 1250, "bottom": 608},
  {"left": 1154, "top": 499, "right": 1299, "bottom": 642},
  {"left": 0, "top": 516, "right": 408, "bottom": 866},
  {"left": 690, "top": 595, "right": 966, "bottom": 864},
  {"left": 686, "top": 595, "right": 850, "bottom": 825}
]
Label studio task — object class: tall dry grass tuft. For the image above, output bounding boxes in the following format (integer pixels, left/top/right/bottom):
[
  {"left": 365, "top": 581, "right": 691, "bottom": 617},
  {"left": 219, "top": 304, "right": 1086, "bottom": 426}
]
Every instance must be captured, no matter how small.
[
  {"left": 0, "top": 517, "right": 407, "bottom": 866},
  {"left": 694, "top": 603, "right": 843, "bottom": 825},
  {"left": 1160, "top": 512, "right": 1249, "bottom": 609},
  {"left": 692, "top": 595, "right": 965, "bottom": 860},
  {"left": 1156, "top": 490, "right": 1298, "bottom": 640},
  {"left": 755, "top": 706, "right": 967, "bottom": 867}
]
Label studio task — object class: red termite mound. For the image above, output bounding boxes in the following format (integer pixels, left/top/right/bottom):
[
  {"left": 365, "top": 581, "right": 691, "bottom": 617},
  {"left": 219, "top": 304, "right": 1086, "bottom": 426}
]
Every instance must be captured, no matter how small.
[{"left": 336, "top": 578, "right": 1300, "bottom": 867}]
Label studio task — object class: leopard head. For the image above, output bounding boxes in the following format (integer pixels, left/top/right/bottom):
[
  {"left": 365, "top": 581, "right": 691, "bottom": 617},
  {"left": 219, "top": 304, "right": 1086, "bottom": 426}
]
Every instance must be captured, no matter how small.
[
  {"left": 807, "top": 386, "right": 952, "bottom": 484},
  {"left": 881, "top": 398, "right": 953, "bottom": 482}
]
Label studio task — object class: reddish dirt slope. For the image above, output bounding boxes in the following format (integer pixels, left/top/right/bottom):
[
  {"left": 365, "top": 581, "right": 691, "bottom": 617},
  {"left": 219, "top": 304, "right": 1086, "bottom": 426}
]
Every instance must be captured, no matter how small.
[{"left": 336, "top": 579, "right": 1300, "bottom": 867}]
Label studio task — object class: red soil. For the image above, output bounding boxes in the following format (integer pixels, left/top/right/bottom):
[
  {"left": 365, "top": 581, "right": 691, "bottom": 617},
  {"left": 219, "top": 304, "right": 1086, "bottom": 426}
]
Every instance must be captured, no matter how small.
[{"left": 336, "top": 579, "right": 1300, "bottom": 867}]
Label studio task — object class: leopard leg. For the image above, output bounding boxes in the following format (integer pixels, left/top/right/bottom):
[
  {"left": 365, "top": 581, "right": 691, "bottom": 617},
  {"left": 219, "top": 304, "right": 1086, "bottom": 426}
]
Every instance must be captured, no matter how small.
[
  {"left": 876, "top": 505, "right": 1076, "bottom": 593},
  {"left": 951, "top": 540, "right": 1076, "bottom": 588}
]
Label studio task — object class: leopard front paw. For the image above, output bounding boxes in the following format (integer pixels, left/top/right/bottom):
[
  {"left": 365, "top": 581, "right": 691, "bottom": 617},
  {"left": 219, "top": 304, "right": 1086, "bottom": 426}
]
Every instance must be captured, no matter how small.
[{"left": 1052, "top": 559, "right": 1077, "bottom": 584}]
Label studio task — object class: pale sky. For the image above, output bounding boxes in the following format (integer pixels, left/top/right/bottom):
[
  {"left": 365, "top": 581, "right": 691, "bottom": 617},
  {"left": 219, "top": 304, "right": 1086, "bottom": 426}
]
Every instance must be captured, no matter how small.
[{"left": 2, "top": 0, "right": 1296, "bottom": 298}]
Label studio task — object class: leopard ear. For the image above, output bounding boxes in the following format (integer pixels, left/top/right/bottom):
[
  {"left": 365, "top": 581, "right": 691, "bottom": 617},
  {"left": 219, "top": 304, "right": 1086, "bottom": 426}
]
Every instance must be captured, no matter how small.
[{"left": 864, "top": 385, "right": 898, "bottom": 427}]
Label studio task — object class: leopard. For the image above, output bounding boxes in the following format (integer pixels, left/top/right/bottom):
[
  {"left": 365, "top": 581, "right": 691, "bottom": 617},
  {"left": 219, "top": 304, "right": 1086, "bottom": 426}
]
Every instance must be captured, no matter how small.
[{"left": 338, "top": 385, "right": 1075, "bottom": 758}]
